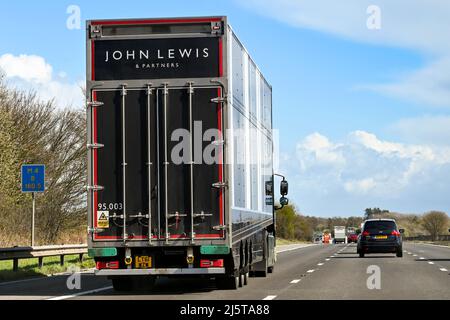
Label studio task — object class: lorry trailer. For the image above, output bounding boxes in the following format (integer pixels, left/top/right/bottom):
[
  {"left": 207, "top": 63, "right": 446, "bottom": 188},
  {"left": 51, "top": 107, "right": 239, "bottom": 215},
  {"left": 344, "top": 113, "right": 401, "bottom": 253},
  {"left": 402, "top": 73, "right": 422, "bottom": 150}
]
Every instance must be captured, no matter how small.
[{"left": 86, "top": 16, "right": 288, "bottom": 290}]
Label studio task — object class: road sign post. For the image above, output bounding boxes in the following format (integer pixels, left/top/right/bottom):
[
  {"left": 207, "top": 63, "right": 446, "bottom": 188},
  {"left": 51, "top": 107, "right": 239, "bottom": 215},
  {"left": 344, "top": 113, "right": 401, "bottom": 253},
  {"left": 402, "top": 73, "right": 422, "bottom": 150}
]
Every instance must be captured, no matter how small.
[{"left": 21, "top": 164, "right": 45, "bottom": 247}]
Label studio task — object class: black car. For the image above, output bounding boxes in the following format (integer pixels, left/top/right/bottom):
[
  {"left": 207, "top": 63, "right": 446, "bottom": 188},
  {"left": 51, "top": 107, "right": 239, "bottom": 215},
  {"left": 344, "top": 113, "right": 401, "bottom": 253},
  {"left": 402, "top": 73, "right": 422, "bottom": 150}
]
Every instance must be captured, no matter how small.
[{"left": 357, "top": 219, "right": 404, "bottom": 258}]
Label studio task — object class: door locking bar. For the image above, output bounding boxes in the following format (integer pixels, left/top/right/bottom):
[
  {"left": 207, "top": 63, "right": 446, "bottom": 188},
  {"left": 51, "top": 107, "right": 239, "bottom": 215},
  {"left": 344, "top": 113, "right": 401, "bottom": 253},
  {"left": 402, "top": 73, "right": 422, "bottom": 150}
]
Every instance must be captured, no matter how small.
[
  {"left": 146, "top": 84, "right": 154, "bottom": 244},
  {"left": 121, "top": 84, "right": 128, "bottom": 242},
  {"left": 188, "top": 82, "right": 195, "bottom": 244},
  {"left": 162, "top": 83, "right": 170, "bottom": 243}
]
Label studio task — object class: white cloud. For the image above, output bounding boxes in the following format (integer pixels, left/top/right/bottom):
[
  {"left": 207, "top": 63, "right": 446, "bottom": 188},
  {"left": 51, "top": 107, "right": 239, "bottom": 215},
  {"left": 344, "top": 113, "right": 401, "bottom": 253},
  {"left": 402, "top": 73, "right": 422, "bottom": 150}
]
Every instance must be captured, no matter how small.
[
  {"left": 0, "top": 54, "right": 52, "bottom": 84},
  {"left": 286, "top": 131, "right": 450, "bottom": 214},
  {"left": 239, "top": 0, "right": 450, "bottom": 107},
  {"left": 0, "top": 54, "right": 84, "bottom": 108}
]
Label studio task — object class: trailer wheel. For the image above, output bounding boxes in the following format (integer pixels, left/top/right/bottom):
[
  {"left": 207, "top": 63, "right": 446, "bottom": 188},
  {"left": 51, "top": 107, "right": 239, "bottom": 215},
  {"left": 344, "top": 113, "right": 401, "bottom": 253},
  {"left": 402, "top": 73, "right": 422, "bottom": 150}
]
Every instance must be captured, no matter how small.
[
  {"left": 243, "top": 272, "right": 249, "bottom": 285},
  {"left": 112, "top": 277, "right": 133, "bottom": 292},
  {"left": 216, "top": 275, "right": 239, "bottom": 290}
]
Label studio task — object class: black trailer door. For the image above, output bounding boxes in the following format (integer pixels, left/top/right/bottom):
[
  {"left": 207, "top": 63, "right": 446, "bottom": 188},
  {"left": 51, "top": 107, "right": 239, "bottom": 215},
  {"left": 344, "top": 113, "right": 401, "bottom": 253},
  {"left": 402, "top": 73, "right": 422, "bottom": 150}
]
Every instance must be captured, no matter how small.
[{"left": 92, "top": 86, "right": 224, "bottom": 241}]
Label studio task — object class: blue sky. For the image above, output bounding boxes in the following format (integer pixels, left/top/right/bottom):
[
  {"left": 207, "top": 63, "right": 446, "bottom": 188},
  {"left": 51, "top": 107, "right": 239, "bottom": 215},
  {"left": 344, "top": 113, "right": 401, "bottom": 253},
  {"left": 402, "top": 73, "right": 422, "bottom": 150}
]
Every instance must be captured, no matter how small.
[{"left": 1, "top": 0, "right": 450, "bottom": 217}]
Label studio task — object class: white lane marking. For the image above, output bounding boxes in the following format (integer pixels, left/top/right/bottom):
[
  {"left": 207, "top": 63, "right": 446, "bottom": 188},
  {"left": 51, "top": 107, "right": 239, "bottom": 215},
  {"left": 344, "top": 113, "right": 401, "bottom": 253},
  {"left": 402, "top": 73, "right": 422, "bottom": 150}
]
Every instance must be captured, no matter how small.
[
  {"left": 439, "top": 268, "right": 448, "bottom": 272},
  {"left": 413, "top": 254, "right": 418, "bottom": 257},
  {"left": 419, "top": 257, "right": 425, "bottom": 260},
  {"left": 325, "top": 258, "right": 330, "bottom": 261},
  {"left": 317, "top": 263, "right": 324, "bottom": 266},
  {"left": 407, "top": 252, "right": 412, "bottom": 255},
  {"left": 290, "top": 279, "right": 301, "bottom": 284},
  {"left": 428, "top": 262, "right": 434, "bottom": 265},
  {"left": 263, "top": 295, "right": 277, "bottom": 300},
  {"left": 46, "top": 286, "right": 113, "bottom": 300},
  {"left": 307, "top": 269, "right": 315, "bottom": 273},
  {"left": 276, "top": 244, "right": 316, "bottom": 254},
  {"left": 410, "top": 243, "right": 450, "bottom": 249}
]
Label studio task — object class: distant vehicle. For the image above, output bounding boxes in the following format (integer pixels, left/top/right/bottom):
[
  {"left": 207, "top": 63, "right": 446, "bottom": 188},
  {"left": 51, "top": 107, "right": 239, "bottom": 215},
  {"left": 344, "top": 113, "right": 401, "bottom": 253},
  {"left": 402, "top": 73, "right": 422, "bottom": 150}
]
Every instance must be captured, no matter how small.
[
  {"left": 347, "top": 227, "right": 356, "bottom": 234},
  {"left": 357, "top": 219, "right": 404, "bottom": 258},
  {"left": 347, "top": 233, "right": 358, "bottom": 243},
  {"left": 323, "top": 233, "right": 331, "bottom": 244},
  {"left": 333, "top": 226, "right": 347, "bottom": 244}
]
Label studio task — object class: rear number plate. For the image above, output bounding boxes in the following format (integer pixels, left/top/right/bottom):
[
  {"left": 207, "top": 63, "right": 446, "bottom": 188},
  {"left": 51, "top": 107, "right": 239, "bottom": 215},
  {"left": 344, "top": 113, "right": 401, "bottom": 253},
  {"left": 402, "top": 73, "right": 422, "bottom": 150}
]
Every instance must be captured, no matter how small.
[
  {"left": 374, "top": 235, "right": 388, "bottom": 239},
  {"left": 135, "top": 256, "right": 152, "bottom": 269}
]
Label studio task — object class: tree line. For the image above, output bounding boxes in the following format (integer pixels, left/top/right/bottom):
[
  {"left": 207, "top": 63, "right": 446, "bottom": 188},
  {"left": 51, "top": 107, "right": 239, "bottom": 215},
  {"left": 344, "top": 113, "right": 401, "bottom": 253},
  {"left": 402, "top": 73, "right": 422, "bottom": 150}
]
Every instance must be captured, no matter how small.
[
  {"left": 276, "top": 205, "right": 449, "bottom": 242},
  {"left": 0, "top": 77, "right": 86, "bottom": 246}
]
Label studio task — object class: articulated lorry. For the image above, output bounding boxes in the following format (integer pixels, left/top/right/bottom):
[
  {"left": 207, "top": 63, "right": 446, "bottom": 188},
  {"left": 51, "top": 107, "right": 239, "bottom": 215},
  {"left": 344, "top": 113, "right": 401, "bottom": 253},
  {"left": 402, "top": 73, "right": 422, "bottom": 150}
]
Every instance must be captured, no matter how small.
[{"left": 86, "top": 16, "right": 289, "bottom": 291}]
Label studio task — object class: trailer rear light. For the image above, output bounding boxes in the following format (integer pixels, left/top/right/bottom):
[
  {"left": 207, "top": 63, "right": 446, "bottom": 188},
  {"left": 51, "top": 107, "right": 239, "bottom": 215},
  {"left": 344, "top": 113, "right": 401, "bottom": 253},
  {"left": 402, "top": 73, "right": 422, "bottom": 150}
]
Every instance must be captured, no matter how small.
[
  {"left": 200, "top": 259, "right": 224, "bottom": 268},
  {"left": 96, "top": 261, "right": 120, "bottom": 270}
]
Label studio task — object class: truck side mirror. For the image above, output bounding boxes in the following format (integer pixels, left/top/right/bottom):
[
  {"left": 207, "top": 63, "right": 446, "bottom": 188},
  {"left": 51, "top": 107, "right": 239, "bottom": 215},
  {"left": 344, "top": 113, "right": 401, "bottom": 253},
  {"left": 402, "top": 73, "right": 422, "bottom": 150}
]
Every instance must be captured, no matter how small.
[
  {"left": 280, "top": 180, "right": 289, "bottom": 196},
  {"left": 280, "top": 197, "right": 289, "bottom": 206}
]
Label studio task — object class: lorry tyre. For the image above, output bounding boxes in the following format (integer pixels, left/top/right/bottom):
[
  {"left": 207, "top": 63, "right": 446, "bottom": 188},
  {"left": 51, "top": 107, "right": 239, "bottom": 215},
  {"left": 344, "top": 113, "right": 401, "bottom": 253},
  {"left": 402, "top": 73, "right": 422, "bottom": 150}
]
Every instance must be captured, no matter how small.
[
  {"left": 243, "top": 272, "right": 249, "bottom": 286},
  {"left": 112, "top": 277, "right": 133, "bottom": 291},
  {"left": 255, "top": 259, "right": 268, "bottom": 277},
  {"left": 396, "top": 248, "right": 403, "bottom": 258},
  {"left": 359, "top": 252, "right": 365, "bottom": 258},
  {"left": 268, "top": 265, "right": 274, "bottom": 273},
  {"left": 216, "top": 275, "right": 239, "bottom": 290}
]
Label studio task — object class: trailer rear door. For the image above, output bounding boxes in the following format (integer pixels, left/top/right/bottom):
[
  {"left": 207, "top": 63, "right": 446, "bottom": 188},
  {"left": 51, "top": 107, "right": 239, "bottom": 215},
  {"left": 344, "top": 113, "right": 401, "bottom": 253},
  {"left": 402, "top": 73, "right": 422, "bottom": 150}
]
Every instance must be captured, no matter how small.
[{"left": 91, "top": 85, "right": 224, "bottom": 242}]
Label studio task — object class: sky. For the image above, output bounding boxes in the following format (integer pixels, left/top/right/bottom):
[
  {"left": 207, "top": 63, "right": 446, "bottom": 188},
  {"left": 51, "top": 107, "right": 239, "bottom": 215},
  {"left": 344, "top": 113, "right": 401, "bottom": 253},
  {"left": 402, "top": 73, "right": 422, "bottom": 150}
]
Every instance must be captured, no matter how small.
[{"left": 1, "top": 0, "right": 449, "bottom": 217}]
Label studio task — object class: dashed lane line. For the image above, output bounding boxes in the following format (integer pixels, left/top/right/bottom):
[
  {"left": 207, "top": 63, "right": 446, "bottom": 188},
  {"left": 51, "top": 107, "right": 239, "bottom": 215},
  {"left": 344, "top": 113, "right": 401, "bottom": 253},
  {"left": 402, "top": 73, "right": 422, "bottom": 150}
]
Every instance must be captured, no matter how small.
[
  {"left": 263, "top": 295, "right": 277, "bottom": 300},
  {"left": 46, "top": 286, "right": 113, "bottom": 300},
  {"left": 290, "top": 279, "right": 301, "bottom": 284}
]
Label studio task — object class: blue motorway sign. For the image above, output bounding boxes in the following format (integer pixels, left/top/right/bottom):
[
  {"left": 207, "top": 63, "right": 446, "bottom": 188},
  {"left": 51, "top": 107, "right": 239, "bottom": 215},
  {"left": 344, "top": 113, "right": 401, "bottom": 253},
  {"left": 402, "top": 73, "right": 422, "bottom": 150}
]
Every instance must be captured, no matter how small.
[{"left": 21, "top": 164, "right": 45, "bottom": 193}]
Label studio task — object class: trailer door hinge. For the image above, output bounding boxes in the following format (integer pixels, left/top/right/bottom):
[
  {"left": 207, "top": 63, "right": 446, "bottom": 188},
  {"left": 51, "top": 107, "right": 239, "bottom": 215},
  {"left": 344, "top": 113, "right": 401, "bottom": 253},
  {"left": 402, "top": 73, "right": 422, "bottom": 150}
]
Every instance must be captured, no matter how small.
[
  {"left": 211, "top": 96, "right": 227, "bottom": 104},
  {"left": 87, "top": 185, "right": 104, "bottom": 192},
  {"left": 87, "top": 101, "right": 104, "bottom": 108},
  {"left": 87, "top": 143, "right": 104, "bottom": 150},
  {"left": 211, "top": 21, "right": 223, "bottom": 35},
  {"left": 88, "top": 227, "right": 105, "bottom": 234},
  {"left": 212, "top": 140, "right": 225, "bottom": 146},
  {"left": 90, "top": 25, "right": 102, "bottom": 38},
  {"left": 212, "top": 182, "right": 228, "bottom": 189}
]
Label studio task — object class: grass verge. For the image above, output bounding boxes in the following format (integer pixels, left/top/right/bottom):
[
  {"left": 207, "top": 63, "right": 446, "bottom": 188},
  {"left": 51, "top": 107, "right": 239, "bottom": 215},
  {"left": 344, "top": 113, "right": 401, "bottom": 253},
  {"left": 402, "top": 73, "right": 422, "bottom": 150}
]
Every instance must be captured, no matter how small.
[
  {"left": 0, "top": 255, "right": 95, "bottom": 283},
  {"left": 277, "top": 238, "right": 311, "bottom": 246}
]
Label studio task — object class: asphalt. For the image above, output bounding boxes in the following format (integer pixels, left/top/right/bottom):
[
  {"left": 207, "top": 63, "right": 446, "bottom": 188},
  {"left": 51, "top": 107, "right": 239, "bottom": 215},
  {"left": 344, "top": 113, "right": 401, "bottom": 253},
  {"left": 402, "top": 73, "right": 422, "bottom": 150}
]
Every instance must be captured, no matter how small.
[{"left": 0, "top": 242, "right": 448, "bottom": 300}]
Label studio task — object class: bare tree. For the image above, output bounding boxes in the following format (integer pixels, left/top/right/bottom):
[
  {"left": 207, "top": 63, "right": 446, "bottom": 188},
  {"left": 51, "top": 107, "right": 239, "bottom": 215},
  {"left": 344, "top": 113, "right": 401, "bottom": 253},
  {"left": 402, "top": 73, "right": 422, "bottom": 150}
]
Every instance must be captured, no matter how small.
[
  {"left": 0, "top": 79, "right": 86, "bottom": 246},
  {"left": 422, "top": 211, "right": 449, "bottom": 241}
]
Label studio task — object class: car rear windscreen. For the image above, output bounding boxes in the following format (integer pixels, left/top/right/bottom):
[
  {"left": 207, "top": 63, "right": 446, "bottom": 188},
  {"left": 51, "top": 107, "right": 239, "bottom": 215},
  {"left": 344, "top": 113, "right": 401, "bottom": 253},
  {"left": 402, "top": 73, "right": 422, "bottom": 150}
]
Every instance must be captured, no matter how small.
[{"left": 364, "top": 221, "right": 397, "bottom": 232}]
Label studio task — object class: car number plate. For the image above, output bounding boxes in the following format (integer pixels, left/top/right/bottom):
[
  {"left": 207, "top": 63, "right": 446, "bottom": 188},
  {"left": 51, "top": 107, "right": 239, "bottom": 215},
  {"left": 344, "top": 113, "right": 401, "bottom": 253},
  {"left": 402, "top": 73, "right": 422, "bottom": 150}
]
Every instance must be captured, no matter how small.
[
  {"left": 374, "top": 235, "right": 388, "bottom": 239},
  {"left": 135, "top": 256, "right": 152, "bottom": 269}
]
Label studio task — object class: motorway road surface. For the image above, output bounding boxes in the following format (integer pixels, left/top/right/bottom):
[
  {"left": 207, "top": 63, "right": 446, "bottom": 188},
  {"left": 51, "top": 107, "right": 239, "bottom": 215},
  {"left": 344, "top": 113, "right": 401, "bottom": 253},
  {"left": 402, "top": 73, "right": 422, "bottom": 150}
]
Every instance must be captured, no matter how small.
[{"left": 0, "top": 242, "right": 448, "bottom": 300}]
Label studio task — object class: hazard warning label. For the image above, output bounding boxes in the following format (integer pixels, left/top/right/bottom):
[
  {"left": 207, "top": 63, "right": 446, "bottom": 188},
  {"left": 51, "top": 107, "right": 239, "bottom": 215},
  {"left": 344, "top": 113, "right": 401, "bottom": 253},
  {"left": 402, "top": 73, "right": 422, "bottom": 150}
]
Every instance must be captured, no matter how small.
[{"left": 97, "top": 211, "right": 109, "bottom": 228}]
